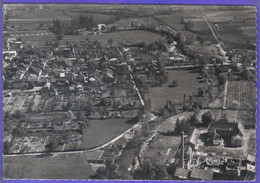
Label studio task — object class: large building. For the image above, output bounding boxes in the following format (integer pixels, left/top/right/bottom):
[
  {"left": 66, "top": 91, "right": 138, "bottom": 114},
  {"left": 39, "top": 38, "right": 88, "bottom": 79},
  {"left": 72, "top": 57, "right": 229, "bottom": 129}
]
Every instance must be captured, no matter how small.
[{"left": 207, "top": 122, "right": 244, "bottom": 147}]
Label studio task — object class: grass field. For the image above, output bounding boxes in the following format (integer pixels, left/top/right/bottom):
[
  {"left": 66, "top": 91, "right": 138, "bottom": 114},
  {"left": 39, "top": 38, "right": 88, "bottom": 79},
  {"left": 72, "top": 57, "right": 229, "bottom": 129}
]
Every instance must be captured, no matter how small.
[
  {"left": 80, "top": 118, "right": 133, "bottom": 149},
  {"left": 154, "top": 14, "right": 185, "bottom": 31},
  {"left": 111, "top": 17, "right": 162, "bottom": 30},
  {"left": 204, "top": 9, "right": 256, "bottom": 47},
  {"left": 20, "top": 34, "right": 56, "bottom": 47},
  {"left": 155, "top": 6, "right": 256, "bottom": 49},
  {"left": 68, "top": 12, "right": 117, "bottom": 24},
  {"left": 64, "top": 30, "right": 166, "bottom": 46},
  {"left": 147, "top": 70, "right": 205, "bottom": 111},
  {"left": 4, "top": 152, "right": 94, "bottom": 179}
]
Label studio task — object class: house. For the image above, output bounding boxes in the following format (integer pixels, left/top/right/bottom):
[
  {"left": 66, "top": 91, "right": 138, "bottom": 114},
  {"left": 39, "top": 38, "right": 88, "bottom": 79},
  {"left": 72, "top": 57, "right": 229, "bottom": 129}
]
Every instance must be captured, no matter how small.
[
  {"left": 65, "top": 58, "right": 77, "bottom": 67},
  {"left": 11, "top": 80, "right": 27, "bottom": 89},
  {"left": 206, "top": 129, "right": 224, "bottom": 146},
  {"left": 97, "top": 24, "right": 106, "bottom": 32},
  {"left": 102, "top": 68, "right": 114, "bottom": 83},
  {"left": 190, "top": 168, "right": 214, "bottom": 181},
  {"left": 3, "top": 50, "right": 17, "bottom": 61},
  {"left": 208, "top": 122, "right": 243, "bottom": 138},
  {"left": 185, "top": 128, "right": 201, "bottom": 150},
  {"left": 174, "top": 168, "right": 191, "bottom": 180},
  {"left": 208, "top": 122, "right": 244, "bottom": 147},
  {"left": 231, "top": 135, "right": 243, "bottom": 147}
]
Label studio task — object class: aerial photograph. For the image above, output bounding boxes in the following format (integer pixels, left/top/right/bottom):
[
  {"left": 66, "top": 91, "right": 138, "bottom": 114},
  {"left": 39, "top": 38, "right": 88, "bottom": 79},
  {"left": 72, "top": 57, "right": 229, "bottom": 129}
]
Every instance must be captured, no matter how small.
[{"left": 2, "top": 4, "right": 257, "bottom": 181}]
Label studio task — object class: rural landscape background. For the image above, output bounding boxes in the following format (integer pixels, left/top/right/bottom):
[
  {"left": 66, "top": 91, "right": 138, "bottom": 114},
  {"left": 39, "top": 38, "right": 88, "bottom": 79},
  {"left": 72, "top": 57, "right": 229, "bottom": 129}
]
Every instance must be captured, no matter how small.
[{"left": 2, "top": 4, "right": 257, "bottom": 180}]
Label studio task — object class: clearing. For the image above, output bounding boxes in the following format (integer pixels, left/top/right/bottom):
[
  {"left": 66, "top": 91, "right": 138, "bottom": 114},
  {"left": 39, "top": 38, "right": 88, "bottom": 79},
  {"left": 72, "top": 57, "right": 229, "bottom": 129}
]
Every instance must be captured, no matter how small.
[
  {"left": 147, "top": 69, "right": 205, "bottom": 111},
  {"left": 4, "top": 152, "right": 94, "bottom": 179},
  {"left": 80, "top": 118, "right": 134, "bottom": 149}
]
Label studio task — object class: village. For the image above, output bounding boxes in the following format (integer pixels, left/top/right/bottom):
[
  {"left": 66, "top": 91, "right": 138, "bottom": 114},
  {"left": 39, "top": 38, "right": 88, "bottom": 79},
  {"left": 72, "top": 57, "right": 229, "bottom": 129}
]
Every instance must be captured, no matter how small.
[{"left": 2, "top": 4, "right": 257, "bottom": 181}]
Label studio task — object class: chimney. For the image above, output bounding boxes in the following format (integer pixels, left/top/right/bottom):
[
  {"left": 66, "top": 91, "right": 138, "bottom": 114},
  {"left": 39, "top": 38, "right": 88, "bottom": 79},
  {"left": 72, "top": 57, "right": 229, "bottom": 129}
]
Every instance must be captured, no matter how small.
[{"left": 181, "top": 131, "right": 185, "bottom": 169}]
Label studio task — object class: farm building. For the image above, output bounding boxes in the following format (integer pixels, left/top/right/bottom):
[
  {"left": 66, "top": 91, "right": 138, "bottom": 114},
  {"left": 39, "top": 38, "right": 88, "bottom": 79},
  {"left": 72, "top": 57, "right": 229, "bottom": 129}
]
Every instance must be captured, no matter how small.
[
  {"left": 190, "top": 168, "right": 214, "bottom": 181},
  {"left": 185, "top": 128, "right": 202, "bottom": 150},
  {"left": 3, "top": 50, "right": 17, "bottom": 61},
  {"left": 208, "top": 122, "right": 243, "bottom": 138},
  {"left": 207, "top": 122, "right": 244, "bottom": 147},
  {"left": 174, "top": 168, "right": 191, "bottom": 180},
  {"left": 206, "top": 129, "right": 224, "bottom": 146},
  {"left": 231, "top": 135, "right": 243, "bottom": 147}
]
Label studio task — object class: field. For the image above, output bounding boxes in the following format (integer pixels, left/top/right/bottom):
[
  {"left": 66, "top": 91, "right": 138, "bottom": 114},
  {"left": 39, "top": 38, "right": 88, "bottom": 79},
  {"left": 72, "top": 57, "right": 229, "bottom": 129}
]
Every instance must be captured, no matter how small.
[
  {"left": 18, "top": 34, "right": 56, "bottom": 47},
  {"left": 155, "top": 6, "right": 256, "bottom": 50},
  {"left": 4, "top": 152, "right": 94, "bottom": 179},
  {"left": 63, "top": 30, "right": 166, "bottom": 46},
  {"left": 80, "top": 118, "right": 134, "bottom": 149},
  {"left": 68, "top": 11, "right": 117, "bottom": 24},
  {"left": 154, "top": 14, "right": 186, "bottom": 31},
  {"left": 154, "top": 12, "right": 220, "bottom": 58},
  {"left": 204, "top": 8, "right": 256, "bottom": 48},
  {"left": 111, "top": 17, "right": 162, "bottom": 30},
  {"left": 147, "top": 70, "right": 205, "bottom": 111},
  {"left": 226, "top": 81, "right": 256, "bottom": 110}
]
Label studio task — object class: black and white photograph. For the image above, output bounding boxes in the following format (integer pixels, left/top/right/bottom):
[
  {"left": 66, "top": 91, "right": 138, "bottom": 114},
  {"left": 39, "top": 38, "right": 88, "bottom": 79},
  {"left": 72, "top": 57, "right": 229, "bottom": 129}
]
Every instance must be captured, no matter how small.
[{"left": 2, "top": 4, "right": 257, "bottom": 181}]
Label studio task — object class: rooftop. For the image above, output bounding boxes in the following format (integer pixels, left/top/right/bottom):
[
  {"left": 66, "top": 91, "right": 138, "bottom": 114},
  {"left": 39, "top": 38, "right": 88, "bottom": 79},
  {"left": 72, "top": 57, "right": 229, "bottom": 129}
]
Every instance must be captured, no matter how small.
[
  {"left": 185, "top": 128, "right": 200, "bottom": 146},
  {"left": 174, "top": 168, "right": 191, "bottom": 179},
  {"left": 190, "top": 168, "right": 214, "bottom": 181}
]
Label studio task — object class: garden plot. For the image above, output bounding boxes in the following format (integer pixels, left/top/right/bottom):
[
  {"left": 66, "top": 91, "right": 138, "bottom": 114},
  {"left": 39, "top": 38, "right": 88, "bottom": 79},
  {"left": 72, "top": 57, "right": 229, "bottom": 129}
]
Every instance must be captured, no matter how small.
[{"left": 226, "top": 81, "right": 255, "bottom": 110}]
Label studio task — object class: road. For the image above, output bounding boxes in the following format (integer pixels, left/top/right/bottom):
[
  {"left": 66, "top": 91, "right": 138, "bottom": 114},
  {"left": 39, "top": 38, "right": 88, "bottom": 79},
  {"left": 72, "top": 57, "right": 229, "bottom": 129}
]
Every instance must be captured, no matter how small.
[
  {"left": 199, "top": 7, "right": 229, "bottom": 63},
  {"left": 118, "top": 47, "right": 145, "bottom": 106},
  {"left": 3, "top": 92, "right": 12, "bottom": 111},
  {"left": 222, "top": 80, "right": 228, "bottom": 110},
  {"left": 4, "top": 114, "right": 156, "bottom": 158}
]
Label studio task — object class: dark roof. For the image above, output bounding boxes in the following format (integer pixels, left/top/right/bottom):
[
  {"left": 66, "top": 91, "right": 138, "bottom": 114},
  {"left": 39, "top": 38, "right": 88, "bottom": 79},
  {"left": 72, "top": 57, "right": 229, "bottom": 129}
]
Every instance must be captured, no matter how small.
[
  {"left": 174, "top": 168, "right": 191, "bottom": 179},
  {"left": 190, "top": 168, "right": 214, "bottom": 181},
  {"left": 185, "top": 128, "right": 200, "bottom": 145},
  {"left": 209, "top": 122, "right": 238, "bottom": 131}
]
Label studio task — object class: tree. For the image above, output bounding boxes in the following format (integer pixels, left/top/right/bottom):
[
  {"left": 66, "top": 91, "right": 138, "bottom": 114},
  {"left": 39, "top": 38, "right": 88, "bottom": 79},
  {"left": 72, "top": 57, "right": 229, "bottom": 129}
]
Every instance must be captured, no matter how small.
[
  {"left": 189, "top": 113, "right": 199, "bottom": 126},
  {"left": 45, "top": 137, "right": 58, "bottom": 152},
  {"left": 218, "top": 73, "right": 227, "bottom": 85},
  {"left": 13, "top": 110, "right": 23, "bottom": 119},
  {"left": 13, "top": 127, "right": 27, "bottom": 137},
  {"left": 107, "top": 38, "right": 113, "bottom": 45},
  {"left": 174, "top": 118, "right": 181, "bottom": 133},
  {"left": 202, "top": 111, "right": 213, "bottom": 127},
  {"left": 241, "top": 68, "right": 252, "bottom": 80},
  {"left": 91, "top": 159, "right": 121, "bottom": 179},
  {"left": 133, "top": 158, "right": 168, "bottom": 180},
  {"left": 3, "top": 141, "right": 11, "bottom": 154},
  {"left": 174, "top": 118, "right": 192, "bottom": 135}
]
